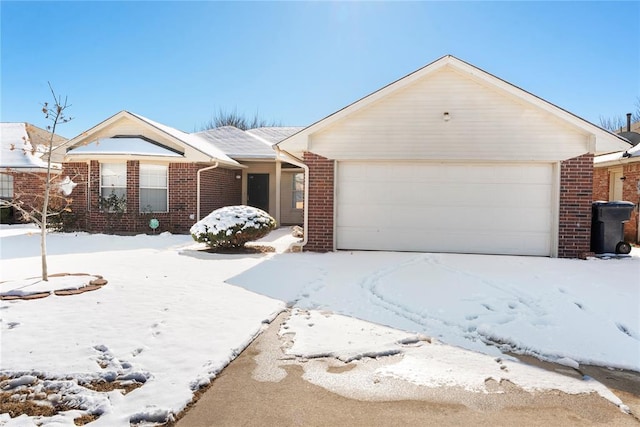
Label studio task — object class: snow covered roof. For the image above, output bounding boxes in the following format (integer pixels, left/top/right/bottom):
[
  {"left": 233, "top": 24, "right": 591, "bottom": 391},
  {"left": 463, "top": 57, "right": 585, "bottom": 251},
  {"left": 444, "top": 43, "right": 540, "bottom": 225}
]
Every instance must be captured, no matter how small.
[
  {"left": 195, "top": 126, "right": 276, "bottom": 159},
  {"left": 0, "top": 122, "right": 62, "bottom": 171},
  {"left": 594, "top": 142, "right": 640, "bottom": 165},
  {"left": 62, "top": 111, "right": 240, "bottom": 167},
  {"left": 246, "top": 127, "right": 304, "bottom": 145},
  {"left": 128, "top": 112, "right": 239, "bottom": 166},
  {"left": 66, "top": 137, "right": 183, "bottom": 157}
]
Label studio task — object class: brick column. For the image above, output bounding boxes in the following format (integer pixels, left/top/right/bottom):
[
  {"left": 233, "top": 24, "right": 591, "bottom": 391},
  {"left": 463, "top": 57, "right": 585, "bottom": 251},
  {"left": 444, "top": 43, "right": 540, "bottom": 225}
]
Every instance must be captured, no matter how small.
[
  {"left": 558, "top": 153, "right": 594, "bottom": 258},
  {"left": 61, "top": 162, "right": 89, "bottom": 230},
  {"left": 303, "top": 152, "right": 334, "bottom": 252}
]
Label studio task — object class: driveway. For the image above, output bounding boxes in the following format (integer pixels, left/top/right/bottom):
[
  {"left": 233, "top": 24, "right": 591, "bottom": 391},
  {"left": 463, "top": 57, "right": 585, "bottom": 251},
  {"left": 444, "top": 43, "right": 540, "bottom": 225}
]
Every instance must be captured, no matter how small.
[{"left": 175, "top": 311, "right": 640, "bottom": 427}]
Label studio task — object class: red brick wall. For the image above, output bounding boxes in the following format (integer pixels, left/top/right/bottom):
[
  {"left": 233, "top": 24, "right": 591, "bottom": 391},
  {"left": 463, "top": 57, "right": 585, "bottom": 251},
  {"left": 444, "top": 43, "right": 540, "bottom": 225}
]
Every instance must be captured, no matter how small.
[
  {"left": 9, "top": 172, "right": 47, "bottom": 222},
  {"left": 558, "top": 153, "right": 594, "bottom": 258},
  {"left": 199, "top": 167, "right": 242, "bottom": 218},
  {"left": 592, "top": 167, "right": 609, "bottom": 201},
  {"left": 8, "top": 170, "right": 81, "bottom": 227},
  {"left": 74, "top": 161, "right": 242, "bottom": 234},
  {"left": 592, "top": 163, "right": 639, "bottom": 243},
  {"left": 303, "top": 152, "right": 334, "bottom": 252},
  {"left": 61, "top": 162, "right": 89, "bottom": 230}
]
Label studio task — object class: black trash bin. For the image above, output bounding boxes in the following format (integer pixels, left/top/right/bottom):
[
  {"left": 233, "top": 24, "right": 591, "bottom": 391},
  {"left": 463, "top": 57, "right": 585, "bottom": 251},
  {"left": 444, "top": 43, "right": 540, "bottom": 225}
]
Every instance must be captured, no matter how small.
[{"left": 591, "top": 201, "right": 635, "bottom": 254}]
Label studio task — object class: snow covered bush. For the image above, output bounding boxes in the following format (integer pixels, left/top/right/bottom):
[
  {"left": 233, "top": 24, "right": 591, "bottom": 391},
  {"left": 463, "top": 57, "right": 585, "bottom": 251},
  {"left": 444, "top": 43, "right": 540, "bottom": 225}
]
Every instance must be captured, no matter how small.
[{"left": 190, "top": 205, "right": 277, "bottom": 249}]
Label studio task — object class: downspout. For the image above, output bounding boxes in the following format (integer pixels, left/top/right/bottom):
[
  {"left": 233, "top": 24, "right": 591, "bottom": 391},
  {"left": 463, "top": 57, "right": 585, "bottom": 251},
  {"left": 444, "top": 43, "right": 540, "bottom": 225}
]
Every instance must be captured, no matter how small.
[
  {"left": 274, "top": 146, "right": 309, "bottom": 249},
  {"left": 197, "top": 161, "right": 219, "bottom": 220}
]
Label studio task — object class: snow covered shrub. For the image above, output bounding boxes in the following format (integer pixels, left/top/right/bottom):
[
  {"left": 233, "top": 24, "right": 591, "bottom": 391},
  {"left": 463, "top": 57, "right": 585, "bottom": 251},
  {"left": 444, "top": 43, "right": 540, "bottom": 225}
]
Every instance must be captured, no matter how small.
[{"left": 190, "top": 205, "right": 277, "bottom": 249}]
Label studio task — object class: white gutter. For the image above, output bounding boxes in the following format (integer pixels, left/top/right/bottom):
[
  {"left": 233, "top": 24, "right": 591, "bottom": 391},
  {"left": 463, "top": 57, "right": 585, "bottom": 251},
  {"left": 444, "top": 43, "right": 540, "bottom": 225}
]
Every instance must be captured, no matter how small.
[
  {"left": 274, "top": 146, "right": 309, "bottom": 250},
  {"left": 196, "top": 161, "right": 219, "bottom": 220}
]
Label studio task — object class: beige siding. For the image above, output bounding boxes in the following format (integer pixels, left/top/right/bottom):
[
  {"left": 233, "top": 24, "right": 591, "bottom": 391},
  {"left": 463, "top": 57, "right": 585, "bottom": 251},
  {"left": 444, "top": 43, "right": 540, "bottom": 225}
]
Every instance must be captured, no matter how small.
[
  {"left": 280, "top": 170, "right": 303, "bottom": 225},
  {"left": 309, "top": 67, "right": 589, "bottom": 161}
]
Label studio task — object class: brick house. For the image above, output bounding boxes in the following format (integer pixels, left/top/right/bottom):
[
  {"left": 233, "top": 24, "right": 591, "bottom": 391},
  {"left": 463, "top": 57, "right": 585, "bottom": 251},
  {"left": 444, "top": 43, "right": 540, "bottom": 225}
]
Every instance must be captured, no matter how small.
[
  {"left": 593, "top": 123, "right": 639, "bottom": 244},
  {"left": 57, "top": 111, "right": 303, "bottom": 234},
  {"left": 277, "top": 55, "right": 630, "bottom": 258},
  {"left": 0, "top": 123, "right": 67, "bottom": 224}
]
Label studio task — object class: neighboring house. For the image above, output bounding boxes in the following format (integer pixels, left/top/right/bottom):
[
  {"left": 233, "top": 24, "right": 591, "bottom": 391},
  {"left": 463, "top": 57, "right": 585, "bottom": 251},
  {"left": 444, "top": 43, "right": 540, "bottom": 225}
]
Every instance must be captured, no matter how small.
[
  {"left": 593, "top": 122, "right": 640, "bottom": 244},
  {"left": 58, "top": 111, "right": 302, "bottom": 234},
  {"left": 0, "top": 122, "right": 67, "bottom": 223},
  {"left": 277, "top": 55, "right": 630, "bottom": 258}
]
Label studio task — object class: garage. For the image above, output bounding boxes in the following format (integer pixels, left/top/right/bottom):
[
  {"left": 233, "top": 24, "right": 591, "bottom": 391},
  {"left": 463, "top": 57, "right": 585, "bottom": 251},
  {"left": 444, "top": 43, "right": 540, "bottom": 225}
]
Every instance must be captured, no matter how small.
[
  {"left": 277, "top": 56, "right": 630, "bottom": 257},
  {"left": 336, "top": 161, "right": 554, "bottom": 256}
]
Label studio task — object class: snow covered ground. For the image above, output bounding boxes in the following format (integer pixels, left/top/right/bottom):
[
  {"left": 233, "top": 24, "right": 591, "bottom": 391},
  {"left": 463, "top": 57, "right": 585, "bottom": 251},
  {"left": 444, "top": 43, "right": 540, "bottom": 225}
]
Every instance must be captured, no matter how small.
[{"left": 1, "top": 224, "right": 638, "bottom": 425}]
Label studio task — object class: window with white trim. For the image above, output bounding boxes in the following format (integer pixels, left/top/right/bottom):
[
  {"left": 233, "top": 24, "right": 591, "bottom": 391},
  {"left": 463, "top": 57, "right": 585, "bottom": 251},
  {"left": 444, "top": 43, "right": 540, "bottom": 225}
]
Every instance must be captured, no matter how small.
[
  {"left": 140, "top": 164, "right": 168, "bottom": 213},
  {"left": 292, "top": 172, "right": 304, "bottom": 209},
  {"left": 100, "top": 163, "right": 127, "bottom": 208},
  {"left": 0, "top": 174, "right": 13, "bottom": 198}
]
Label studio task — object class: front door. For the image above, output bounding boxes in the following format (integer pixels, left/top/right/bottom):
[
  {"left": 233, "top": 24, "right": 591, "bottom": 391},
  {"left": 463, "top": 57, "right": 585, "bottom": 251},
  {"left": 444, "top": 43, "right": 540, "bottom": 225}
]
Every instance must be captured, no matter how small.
[{"left": 247, "top": 173, "right": 269, "bottom": 212}]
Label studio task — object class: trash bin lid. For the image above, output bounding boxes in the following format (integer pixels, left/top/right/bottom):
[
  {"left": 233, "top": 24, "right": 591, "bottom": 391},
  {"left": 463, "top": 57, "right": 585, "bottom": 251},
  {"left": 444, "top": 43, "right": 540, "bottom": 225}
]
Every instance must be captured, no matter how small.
[{"left": 592, "top": 201, "right": 635, "bottom": 207}]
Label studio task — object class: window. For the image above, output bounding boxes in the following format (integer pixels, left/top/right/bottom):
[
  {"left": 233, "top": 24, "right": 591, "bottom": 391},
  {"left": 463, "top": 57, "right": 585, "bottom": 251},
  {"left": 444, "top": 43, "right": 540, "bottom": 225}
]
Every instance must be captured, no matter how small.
[
  {"left": 292, "top": 172, "right": 304, "bottom": 209},
  {"left": 100, "top": 163, "right": 127, "bottom": 210},
  {"left": 140, "top": 164, "right": 168, "bottom": 213},
  {"left": 0, "top": 174, "right": 13, "bottom": 199}
]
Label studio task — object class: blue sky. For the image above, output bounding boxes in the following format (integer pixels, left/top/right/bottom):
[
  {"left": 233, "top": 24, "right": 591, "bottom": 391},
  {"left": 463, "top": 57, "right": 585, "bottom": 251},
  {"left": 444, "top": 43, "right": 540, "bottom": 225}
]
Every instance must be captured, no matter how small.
[{"left": 1, "top": 1, "right": 639, "bottom": 138}]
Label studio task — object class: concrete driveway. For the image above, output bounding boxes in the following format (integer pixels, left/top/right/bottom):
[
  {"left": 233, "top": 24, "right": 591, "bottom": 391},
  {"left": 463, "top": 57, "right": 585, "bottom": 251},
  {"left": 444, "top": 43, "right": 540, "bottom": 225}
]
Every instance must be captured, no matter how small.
[{"left": 174, "top": 311, "right": 640, "bottom": 427}]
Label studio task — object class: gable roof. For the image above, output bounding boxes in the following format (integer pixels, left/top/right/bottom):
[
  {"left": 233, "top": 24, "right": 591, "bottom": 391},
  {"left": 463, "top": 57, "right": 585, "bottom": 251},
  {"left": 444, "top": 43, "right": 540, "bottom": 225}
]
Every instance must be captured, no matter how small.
[
  {"left": 277, "top": 55, "right": 631, "bottom": 156},
  {"left": 63, "top": 111, "right": 240, "bottom": 167},
  {"left": 194, "top": 126, "right": 304, "bottom": 160},
  {"left": 0, "top": 122, "right": 65, "bottom": 171},
  {"left": 595, "top": 142, "right": 640, "bottom": 166},
  {"left": 67, "top": 137, "right": 183, "bottom": 157},
  {"left": 195, "top": 126, "right": 276, "bottom": 159},
  {"left": 246, "top": 127, "right": 305, "bottom": 145}
]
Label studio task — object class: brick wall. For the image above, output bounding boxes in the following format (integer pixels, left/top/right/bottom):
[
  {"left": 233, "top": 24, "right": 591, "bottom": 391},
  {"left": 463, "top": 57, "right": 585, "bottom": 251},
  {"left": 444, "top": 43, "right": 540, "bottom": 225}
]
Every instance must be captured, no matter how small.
[
  {"left": 303, "top": 152, "right": 334, "bottom": 252},
  {"left": 199, "top": 167, "right": 242, "bottom": 218},
  {"left": 8, "top": 170, "right": 82, "bottom": 228},
  {"left": 592, "top": 167, "right": 609, "bottom": 201},
  {"left": 76, "top": 161, "right": 242, "bottom": 234},
  {"left": 61, "top": 162, "right": 89, "bottom": 230},
  {"left": 558, "top": 153, "right": 594, "bottom": 258},
  {"left": 592, "top": 163, "right": 639, "bottom": 243},
  {"left": 9, "top": 171, "right": 47, "bottom": 222}
]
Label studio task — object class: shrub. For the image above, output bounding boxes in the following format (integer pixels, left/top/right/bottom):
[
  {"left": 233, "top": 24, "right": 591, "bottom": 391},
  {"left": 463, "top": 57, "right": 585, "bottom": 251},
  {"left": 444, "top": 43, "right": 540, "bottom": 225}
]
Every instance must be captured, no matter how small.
[{"left": 190, "top": 205, "right": 277, "bottom": 249}]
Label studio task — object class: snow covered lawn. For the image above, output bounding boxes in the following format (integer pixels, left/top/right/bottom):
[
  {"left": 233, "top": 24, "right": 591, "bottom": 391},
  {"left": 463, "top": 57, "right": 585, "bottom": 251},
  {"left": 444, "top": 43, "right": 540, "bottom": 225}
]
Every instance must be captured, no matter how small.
[{"left": 1, "top": 224, "right": 638, "bottom": 425}]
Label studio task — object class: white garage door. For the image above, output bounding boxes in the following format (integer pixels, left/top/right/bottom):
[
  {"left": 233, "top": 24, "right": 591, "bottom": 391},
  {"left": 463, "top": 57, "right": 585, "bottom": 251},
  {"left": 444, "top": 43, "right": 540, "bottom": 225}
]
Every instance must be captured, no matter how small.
[{"left": 336, "top": 162, "right": 554, "bottom": 256}]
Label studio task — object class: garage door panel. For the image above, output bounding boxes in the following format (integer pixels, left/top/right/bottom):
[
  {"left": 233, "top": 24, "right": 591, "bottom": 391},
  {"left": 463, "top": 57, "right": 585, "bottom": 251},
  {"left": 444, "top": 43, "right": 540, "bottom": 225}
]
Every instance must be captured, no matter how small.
[
  {"left": 337, "top": 226, "right": 551, "bottom": 256},
  {"left": 337, "top": 161, "right": 553, "bottom": 256}
]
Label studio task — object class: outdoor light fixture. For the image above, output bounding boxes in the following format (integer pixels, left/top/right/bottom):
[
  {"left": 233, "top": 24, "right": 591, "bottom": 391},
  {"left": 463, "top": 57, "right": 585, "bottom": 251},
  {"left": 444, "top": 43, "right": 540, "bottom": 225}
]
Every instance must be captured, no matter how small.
[
  {"left": 443, "top": 112, "right": 450, "bottom": 121},
  {"left": 235, "top": 174, "right": 241, "bottom": 179}
]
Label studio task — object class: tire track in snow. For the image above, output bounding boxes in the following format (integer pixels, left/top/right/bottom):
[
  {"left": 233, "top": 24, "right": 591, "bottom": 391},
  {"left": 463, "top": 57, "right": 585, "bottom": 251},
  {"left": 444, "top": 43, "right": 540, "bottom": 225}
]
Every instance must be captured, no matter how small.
[{"left": 357, "top": 254, "right": 472, "bottom": 340}]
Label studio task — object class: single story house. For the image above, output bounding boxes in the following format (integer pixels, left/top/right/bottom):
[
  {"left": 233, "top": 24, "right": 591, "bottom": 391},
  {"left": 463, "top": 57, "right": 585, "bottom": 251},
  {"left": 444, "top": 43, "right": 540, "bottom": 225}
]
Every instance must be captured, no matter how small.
[
  {"left": 57, "top": 111, "right": 303, "bottom": 233},
  {"left": 277, "top": 55, "right": 631, "bottom": 258},
  {"left": 593, "top": 120, "right": 640, "bottom": 244},
  {"left": 0, "top": 122, "right": 67, "bottom": 223}
]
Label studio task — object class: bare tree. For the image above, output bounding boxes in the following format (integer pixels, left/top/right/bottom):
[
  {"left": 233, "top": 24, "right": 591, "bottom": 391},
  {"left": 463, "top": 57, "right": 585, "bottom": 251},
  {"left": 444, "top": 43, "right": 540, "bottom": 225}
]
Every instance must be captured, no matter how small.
[
  {"left": 599, "top": 96, "right": 640, "bottom": 131},
  {"left": 0, "top": 83, "right": 74, "bottom": 281},
  {"left": 199, "top": 108, "right": 281, "bottom": 131}
]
